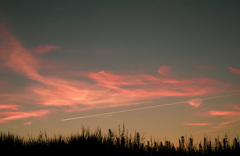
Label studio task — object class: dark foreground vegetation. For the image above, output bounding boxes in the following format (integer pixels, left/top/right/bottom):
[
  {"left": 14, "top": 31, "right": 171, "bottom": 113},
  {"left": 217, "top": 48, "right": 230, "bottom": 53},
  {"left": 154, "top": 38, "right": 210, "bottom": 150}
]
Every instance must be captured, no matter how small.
[{"left": 1, "top": 126, "right": 240, "bottom": 156}]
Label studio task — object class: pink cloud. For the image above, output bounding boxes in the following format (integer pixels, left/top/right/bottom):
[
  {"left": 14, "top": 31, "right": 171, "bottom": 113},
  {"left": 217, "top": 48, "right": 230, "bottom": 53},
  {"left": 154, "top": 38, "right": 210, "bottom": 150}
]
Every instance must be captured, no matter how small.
[
  {"left": 231, "top": 105, "right": 240, "bottom": 110},
  {"left": 19, "top": 67, "right": 235, "bottom": 112},
  {"left": 208, "top": 110, "right": 240, "bottom": 116},
  {"left": 30, "top": 71, "right": 222, "bottom": 112},
  {"left": 222, "top": 104, "right": 240, "bottom": 110},
  {"left": 0, "top": 24, "right": 42, "bottom": 81},
  {"left": 158, "top": 65, "right": 171, "bottom": 76},
  {"left": 219, "top": 120, "right": 238, "bottom": 126},
  {"left": 226, "top": 67, "right": 240, "bottom": 74},
  {"left": 211, "top": 118, "right": 240, "bottom": 130},
  {"left": 88, "top": 71, "right": 230, "bottom": 98},
  {"left": 188, "top": 99, "right": 203, "bottom": 108},
  {"left": 0, "top": 110, "right": 50, "bottom": 123},
  {"left": 0, "top": 104, "right": 20, "bottom": 110},
  {"left": 24, "top": 121, "right": 33, "bottom": 125},
  {"left": 88, "top": 70, "right": 145, "bottom": 87},
  {"left": 88, "top": 71, "right": 225, "bottom": 88},
  {"left": 182, "top": 122, "right": 212, "bottom": 126},
  {"left": 33, "top": 45, "right": 60, "bottom": 53},
  {"left": 0, "top": 23, "right": 236, "bottom": 121}
]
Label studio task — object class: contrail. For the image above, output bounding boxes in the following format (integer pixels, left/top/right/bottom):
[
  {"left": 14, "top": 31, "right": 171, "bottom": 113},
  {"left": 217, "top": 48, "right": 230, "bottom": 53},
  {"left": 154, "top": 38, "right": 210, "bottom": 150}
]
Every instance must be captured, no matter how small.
[{"left": 61, "top": 92, "right": 240, "bottom": 121}]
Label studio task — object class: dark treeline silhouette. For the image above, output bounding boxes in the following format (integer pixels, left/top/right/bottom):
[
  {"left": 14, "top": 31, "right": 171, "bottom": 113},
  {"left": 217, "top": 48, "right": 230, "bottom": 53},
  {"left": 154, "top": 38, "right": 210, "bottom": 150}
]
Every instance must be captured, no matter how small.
[{"left": 1, "top": 125, "right": 240, "bottom": 156}]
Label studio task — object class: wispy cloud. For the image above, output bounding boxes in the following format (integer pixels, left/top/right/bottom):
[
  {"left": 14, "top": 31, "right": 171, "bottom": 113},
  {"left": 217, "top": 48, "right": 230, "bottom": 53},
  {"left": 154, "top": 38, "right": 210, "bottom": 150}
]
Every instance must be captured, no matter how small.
[
  {"left": 218, "top": 119, "right": 239, "bottom": 126},
  {"left": 230, "top": 105, "right": 240, "bottom": 110},
  {"left": 0, "top": 104, "right": 20, "bottom": 110},
  {"left": 182, "top": 122, "right": 212, "bottom": 126},
  {"left": 226, "top": 67, "right": 240, "bottom": 74},
  {"left": 188, "top": 99, "right": 203, "bottom": 108},
  {"left": 222, "top": 104, "right": 240, "bottom": 110},
  {"left": 210, "top": 117, "right": 240, "bottom": 130},
  {"left": 158, "top": 65, "right": 171, "bottom": 76},
  {"left": 0, "top": 24, "right": 42, "bottom": 81},
  {"left": 208, "top": 110, "right": 240, "bottom": 116},
  {"left": 23, "top": 121, "right": 33, "bottom": 125},
  {"left": 0, "top": 23, "right": 237, "bottom": 122},
  {"left": 62, "top": 94, "right": 240, "bottom": 121},
  {"left": 0, "top": 110, "right": 50, "bottom": 123}
]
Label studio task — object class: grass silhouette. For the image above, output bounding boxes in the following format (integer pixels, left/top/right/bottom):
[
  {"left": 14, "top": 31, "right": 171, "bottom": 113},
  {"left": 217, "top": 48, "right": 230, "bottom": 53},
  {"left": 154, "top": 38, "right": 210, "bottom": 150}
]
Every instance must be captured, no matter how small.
[{"left": 1, "top": 125, "right": 240, "bottom": 155}]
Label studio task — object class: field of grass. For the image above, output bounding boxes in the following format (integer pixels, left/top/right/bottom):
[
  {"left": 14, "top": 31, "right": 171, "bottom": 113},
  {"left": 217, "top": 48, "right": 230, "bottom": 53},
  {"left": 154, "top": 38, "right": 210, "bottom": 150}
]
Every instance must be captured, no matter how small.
[{"left": 1, "top": 125, "right": 239, "bottom": 155}]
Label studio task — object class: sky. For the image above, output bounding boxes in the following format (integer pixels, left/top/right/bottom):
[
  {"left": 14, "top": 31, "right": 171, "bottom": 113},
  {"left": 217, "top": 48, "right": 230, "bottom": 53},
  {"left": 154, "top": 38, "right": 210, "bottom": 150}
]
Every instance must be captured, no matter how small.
[{"left": 0, "top": 0, "right": 240, "bottom": 142}]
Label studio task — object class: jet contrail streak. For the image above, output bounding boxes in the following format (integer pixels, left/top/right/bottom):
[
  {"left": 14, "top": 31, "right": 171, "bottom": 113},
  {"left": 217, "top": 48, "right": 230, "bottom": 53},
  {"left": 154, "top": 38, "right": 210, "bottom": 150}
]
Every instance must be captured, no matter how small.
[{"left": 61, "top": 92, "right": 240, "bottom": 121}]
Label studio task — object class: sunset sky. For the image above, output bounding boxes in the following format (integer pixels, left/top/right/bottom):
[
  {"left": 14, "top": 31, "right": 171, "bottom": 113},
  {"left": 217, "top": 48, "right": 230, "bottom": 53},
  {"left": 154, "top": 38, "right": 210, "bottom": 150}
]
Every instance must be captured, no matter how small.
[{"left": 0, "top": 0, "right": 240, "bottom": 142}]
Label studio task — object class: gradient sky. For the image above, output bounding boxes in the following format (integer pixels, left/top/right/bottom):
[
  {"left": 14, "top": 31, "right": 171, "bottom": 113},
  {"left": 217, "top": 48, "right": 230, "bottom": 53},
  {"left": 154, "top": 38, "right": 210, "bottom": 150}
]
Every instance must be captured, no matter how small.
[{"left": 0, "top": 0, "right": 240, "bottom": 142}]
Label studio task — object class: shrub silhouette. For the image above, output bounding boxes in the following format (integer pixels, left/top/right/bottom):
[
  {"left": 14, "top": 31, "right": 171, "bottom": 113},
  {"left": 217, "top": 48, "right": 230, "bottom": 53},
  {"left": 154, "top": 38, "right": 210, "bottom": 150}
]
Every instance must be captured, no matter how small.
[{"left": 0, "top": 125, "right": 240, "bottom": 155}]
